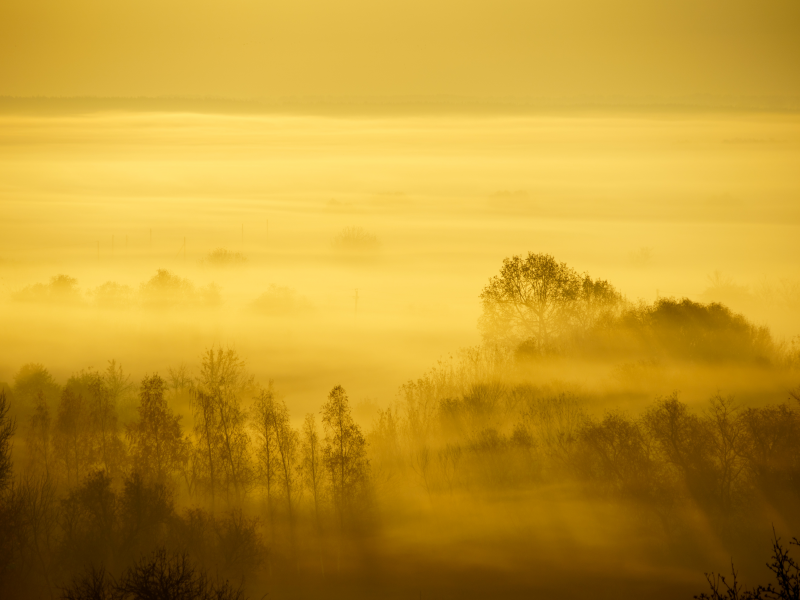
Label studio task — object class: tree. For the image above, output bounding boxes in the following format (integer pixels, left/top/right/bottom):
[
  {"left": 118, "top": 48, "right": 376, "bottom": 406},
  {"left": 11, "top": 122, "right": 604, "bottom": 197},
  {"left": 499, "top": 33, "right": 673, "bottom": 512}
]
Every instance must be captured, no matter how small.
[
  {"left": 104, "top": 360, "right": 133, "bottom": 409},
  {"left": 127, "top": 374, "right": 187, "bottom": 485},
  {"left": 272, "top": 399, "right": 300, "bottom": 534},
  {"left": 705, "top": 395, "right": 749, "bottom": 512},
  {"left": 573, "top": 273, "right": 624, "bottom": 334},
  {"left": 59, "top": 470, "right": 119, "bottom": 573},
  {"left": 0, "top": 389, "right": 15, "bottom": 495},
  {"left": 17, "top": 475, "right": 59, "bottom": 599},
  {"left": 192, "top": 389, "right": 221, "bottom": 507},
  {"left": 54, "top": 370, "right": 126, "bottom": 480},
  {"left": 479, "top": 253, "right": 581, "bottom": 352},
  {"left": 642, "top": 392, "right": 720, "bottom": 510},
  {"left": 195, "top": 347, "right": 253, "bottom": 506},
  {"left": 480, "top": 253, "right": 623, "bottom": 353},
  {"left": 321, "top": 386, "right": 369, "bottom": 530},
  {"left": 250, "top": 384, "right": 279, "bottom": 533},
  {"left": 574, "top": 411, "right": 663, "bottom": 502},
  {"left": 637, "top": 298, "right": 774, "bottom": 363},
  {"left": 742, "top": 402, "right": 800, "bottom": 503},
  {"left": 12, "top": 364, "right": 60, "bottom": 416},
  {"left": 118, "top": 472, "right": 175, "bottom": 564},
  {"left": 301, "top": 413, "right": 324, "bottom": 530},
  {"left": 696, "top": 530, "right": 800, "bottom": 600},
  {"left": 54, "top": 386, "right": 93, "bottom": 487},
  {"left": 26, "top": 391, "right": 53, "bottom": 479},
  {"left": 86, "top": 371, "right": 125, "bottom": 476},
  {"left": 168, "top": 363, "right": 193, "bottom": 402}
]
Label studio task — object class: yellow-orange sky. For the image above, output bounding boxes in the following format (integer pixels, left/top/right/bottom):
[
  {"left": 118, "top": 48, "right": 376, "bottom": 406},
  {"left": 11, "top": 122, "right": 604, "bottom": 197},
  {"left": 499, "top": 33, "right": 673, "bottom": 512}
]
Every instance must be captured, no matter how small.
[{"left": 1, "top": 0, "right": 799, "bottom": 99}]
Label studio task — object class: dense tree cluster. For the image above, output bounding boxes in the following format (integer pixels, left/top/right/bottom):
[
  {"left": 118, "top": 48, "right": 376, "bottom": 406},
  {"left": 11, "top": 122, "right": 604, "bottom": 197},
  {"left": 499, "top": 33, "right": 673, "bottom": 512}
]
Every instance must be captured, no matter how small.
[
  {"left": 368, "top": 359, "right": 800, "bottom": 530},
  {"left": 0, "top": 352, "right": 371, "bottom": 599},
  {"left": 480, "top": 253, "right": 780, "bottom": 365}
]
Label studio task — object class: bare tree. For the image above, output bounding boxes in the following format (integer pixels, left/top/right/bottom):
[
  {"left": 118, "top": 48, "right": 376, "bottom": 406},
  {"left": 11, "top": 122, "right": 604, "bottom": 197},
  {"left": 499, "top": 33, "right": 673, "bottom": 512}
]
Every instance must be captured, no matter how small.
[
  {"left": 643, "top": 392, "right": 717, "bottom": 508},
  {"left": 195, "top": 347, "right": 254, "bottom": 506},
  {"left": 705, "top": 395, "right": 749, "bottom": 512},
  {"left": 63, "top": 548, "right": 246, "bottom": 600},
  {"left": 273, "top": 399, "right": 300, "bottom": 535},
  {"left": 87, "top": 371, "right": 125, "bottom": 476},
  {"left": 192, "top": 388, "right": 221, "bottom": 509},
  {"left": 301, "top": 413, "right": 324, "bottom": 530},
  {"left": 250, "top": 384, "right": 279, "bottom": 534},
  {"left": 696, "top": 530, "right": 800, "bottom": 600},
  {"left": 168, "top": 363, "right": 193, "bottom": 401},
  {"left": 104, "top": 360, "right": 133, "bottom": 407}
]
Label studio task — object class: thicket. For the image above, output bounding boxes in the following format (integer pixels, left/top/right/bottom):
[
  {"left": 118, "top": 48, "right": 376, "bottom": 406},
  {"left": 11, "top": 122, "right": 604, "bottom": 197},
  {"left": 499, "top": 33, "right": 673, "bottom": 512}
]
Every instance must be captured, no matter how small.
[
  {"left": 481, "top": 253, "right": 788, "bottom": 366},
  {"left": 367, "top": 348, "right": 800, "bottom": 523},
  {"left": 0, "top": 351, "right": 372, "bottom": 599}
]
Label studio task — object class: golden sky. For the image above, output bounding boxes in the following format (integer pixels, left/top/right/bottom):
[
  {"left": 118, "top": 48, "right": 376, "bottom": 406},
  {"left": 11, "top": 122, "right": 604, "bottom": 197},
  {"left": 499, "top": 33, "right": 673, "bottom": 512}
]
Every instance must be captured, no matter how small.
[{"left": 1, "top": 0, "right": 798, "bottom": 99}]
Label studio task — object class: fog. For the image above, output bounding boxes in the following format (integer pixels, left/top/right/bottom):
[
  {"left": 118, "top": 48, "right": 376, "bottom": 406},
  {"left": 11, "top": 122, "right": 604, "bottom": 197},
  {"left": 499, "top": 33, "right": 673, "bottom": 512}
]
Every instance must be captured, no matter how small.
[
  {"left": 1, "top": 109, "right": 798, "bottom": 401},
  {"left": 1, "top": 105, "right": 799, "bottom": 599}
]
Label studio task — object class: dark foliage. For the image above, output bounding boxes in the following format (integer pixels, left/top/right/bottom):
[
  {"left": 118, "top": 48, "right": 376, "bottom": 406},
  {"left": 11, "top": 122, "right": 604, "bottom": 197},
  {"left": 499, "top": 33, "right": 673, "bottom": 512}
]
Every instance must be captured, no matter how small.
[
  {"left": 620, "top": 298, "right": 775, "bottom": 364},
  {"left": 62, "top": 548, "right": 246, "bottom": 600},
  {"left": 696, "top": 531, "right": 800, "bottom": 600},
  {"left": 0, "top": 389, "right": 16, "bottom": 494}
]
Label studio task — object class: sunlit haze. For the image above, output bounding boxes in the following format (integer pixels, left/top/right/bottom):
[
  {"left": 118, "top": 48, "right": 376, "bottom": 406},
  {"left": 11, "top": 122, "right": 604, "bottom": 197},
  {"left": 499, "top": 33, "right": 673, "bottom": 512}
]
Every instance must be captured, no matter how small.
[{"left": 1, "top": 3, "right": 799, "bottom": 600}]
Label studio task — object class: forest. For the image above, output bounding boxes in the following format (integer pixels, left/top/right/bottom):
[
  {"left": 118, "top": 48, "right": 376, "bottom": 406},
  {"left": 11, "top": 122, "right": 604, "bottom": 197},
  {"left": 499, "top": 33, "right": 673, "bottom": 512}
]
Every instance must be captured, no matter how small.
[{"left": 1, "top": 253, "right": 799, "bottom": 599}]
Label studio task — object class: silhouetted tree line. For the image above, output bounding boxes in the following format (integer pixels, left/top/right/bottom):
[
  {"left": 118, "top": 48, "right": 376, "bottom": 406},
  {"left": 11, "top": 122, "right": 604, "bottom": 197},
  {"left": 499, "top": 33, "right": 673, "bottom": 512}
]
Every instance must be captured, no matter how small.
[
  {"left": 368, "top": 361, "right": 800, "bottom": 525},
  {"left": 0, "top": 350, "right": 371, "bottom": 599}
]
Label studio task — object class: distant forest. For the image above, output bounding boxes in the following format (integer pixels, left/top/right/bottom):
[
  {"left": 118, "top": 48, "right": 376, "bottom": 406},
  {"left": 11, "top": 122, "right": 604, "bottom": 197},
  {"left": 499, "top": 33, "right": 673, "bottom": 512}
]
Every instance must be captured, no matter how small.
[{"left": 1, "top": 253, "right": 799, "bottom": 599}]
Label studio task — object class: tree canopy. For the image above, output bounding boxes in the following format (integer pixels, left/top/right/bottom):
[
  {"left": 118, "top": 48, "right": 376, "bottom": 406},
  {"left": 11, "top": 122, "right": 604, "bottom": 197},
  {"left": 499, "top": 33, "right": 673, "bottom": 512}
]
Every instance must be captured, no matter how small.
[{"left": 479, "top": 253, "right": 621, "bottom": 353}]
